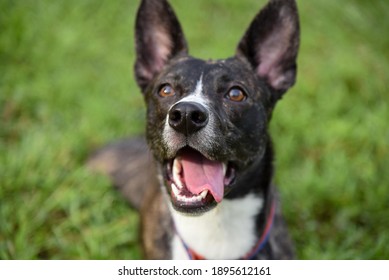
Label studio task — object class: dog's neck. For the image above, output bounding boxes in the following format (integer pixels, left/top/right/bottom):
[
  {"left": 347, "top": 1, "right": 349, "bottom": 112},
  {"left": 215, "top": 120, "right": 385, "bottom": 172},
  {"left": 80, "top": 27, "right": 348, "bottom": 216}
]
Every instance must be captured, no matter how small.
[{"left": 170, "top": 193, "right": 264, "bottom": 259}]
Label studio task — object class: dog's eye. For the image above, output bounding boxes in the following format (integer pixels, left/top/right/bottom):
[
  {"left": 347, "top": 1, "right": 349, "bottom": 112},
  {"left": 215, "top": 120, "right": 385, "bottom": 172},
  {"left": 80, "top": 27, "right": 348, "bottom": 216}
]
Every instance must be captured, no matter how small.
[
  {"left": 159, "top": 84, "right": 175, "bottom": 97},
  {"left": 226, "top": 87, "right": 246, "bottom": 102}
]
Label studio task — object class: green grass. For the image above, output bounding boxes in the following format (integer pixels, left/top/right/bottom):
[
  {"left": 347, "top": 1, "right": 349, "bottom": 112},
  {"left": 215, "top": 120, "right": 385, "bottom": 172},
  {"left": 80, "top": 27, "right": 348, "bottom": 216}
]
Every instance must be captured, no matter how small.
[{"left": 1, "top": 0, "right": 388, "bottom": 259}]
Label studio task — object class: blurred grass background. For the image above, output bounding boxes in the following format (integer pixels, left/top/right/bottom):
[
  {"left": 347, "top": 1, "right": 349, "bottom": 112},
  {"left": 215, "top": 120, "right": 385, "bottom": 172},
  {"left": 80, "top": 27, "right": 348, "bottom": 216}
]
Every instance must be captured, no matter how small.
[{"left": 1, "top": 0, "right": 388, "bottom": 259}]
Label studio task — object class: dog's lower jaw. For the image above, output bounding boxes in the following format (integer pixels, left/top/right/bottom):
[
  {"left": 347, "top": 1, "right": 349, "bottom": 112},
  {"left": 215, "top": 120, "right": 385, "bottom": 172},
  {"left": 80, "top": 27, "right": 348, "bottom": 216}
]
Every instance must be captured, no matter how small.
[{"left": 169, "top": 193, "right": 264, "bottom": 260}]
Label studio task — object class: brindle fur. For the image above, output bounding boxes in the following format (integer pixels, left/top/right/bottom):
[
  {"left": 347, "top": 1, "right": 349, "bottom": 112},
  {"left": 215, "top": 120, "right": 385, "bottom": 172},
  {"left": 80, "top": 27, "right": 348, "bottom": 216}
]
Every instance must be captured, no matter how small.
[{"left": 88, "top": 0, "right": 299, "bottom": 259}]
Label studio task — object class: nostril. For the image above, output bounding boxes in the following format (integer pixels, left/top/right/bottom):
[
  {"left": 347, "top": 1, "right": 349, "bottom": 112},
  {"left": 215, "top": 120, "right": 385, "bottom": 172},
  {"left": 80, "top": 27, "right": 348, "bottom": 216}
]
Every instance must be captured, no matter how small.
[
  {"left": 190, "top": 110, "right": 207, "bottom": 124},
  {"left": 170, "top": 110, "right": 182, "bottom": 123}
]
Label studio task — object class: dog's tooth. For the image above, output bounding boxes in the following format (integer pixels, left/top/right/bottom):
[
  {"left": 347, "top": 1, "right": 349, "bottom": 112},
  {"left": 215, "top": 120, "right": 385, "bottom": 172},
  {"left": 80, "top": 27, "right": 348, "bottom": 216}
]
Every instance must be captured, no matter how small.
[
  {"left": 172, "top": 159, "right": 179, "bottom": 181},
  {"left": 174, "top": 189, "right": 207, "bottom": 203},
  {"left": 173, "top": 158, "right": 183, "bottom": 189},
  {"left": 177, "top": 180, "right": 184, "bottom": 190},
  {"left": 222, "top": 163, "right": 227, "bottom": 176},
  {"left": 178, "top": 193, "right": 187, "bottom": 202},
  {"left": 173, "top": 157, "right": 182, "bottom": 172},
  {"left": 190, "top": 196, "right": 200, "bottom": 203},
  {"left": 171, "top": 183, "right": 180, "bottom": 197}
]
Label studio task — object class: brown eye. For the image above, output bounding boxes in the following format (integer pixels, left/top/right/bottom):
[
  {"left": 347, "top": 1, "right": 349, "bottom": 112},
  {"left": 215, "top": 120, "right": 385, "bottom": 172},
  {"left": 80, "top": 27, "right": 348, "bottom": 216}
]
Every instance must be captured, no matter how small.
[
  {"left": 226, "top": 87, "right": 246, "bottom": 102},
  {"left": 159, "top": 84, "right": 175, "bottom": 97}
]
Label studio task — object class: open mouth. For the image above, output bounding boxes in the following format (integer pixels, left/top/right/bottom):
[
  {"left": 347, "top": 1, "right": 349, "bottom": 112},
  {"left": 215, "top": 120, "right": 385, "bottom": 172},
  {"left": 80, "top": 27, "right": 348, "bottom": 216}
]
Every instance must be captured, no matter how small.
[{"left": 165, "top": 147, "right": 235, "bottom": 213}]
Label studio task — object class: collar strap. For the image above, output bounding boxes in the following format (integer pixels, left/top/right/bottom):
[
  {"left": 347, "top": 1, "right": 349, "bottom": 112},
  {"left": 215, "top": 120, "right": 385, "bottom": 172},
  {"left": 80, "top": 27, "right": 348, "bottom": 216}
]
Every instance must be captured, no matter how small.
[{"left": 178, "top": 199, "right": 276, "bottom": 260}]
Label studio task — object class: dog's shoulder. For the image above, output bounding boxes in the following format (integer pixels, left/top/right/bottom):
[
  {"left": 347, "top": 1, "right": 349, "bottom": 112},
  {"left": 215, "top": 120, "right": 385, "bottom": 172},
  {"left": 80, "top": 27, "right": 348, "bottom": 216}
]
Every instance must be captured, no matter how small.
[
  {"left": 140, "top": 186, "right": 174, "bottom": 259},
  {"left": 87, "top": 136, "right": 158, "bottom": 210},
  {"left": 259, "top": 187, "right": 295, "bottom": 260}
]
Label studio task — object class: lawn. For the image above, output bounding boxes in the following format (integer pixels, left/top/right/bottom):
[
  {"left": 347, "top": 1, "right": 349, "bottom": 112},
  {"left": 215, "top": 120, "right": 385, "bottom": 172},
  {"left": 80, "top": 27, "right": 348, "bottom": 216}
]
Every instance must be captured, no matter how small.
[{"left": 1, "top": 0, "right": 388, "bottom": 259}]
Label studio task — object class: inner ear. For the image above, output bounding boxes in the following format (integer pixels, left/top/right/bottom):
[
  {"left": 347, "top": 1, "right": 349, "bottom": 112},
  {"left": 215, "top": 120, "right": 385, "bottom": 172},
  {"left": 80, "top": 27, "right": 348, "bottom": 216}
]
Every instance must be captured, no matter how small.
[
  {"left": 236, "top": 0, "right": 300, "bottom": 100},
  {"left": 134, "top": 0, "right": 188, "bottom": 92}
]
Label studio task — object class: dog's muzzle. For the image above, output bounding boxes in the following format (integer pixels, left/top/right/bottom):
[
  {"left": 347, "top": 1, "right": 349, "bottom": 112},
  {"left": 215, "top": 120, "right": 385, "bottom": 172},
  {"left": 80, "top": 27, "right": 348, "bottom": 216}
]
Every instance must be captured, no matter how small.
[{"left": 161, "top": 101, "right": 236, "bottom": 214}]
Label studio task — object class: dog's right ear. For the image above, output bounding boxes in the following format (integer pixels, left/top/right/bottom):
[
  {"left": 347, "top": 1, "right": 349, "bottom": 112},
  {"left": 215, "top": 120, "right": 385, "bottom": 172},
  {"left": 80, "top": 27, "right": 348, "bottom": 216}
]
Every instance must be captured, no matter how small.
[{"left": 134, "top": 0, "right": 188, "bottom": 92}]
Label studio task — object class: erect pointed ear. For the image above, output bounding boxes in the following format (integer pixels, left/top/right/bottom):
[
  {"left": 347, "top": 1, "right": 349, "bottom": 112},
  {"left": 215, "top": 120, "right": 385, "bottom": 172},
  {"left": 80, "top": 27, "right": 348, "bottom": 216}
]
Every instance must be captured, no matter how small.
[
  {"left": 134, "top": 0, "right": 188, "bottom": 92},
  {"left": 236, "top": 0, "right": 300, "bottom": 101}
]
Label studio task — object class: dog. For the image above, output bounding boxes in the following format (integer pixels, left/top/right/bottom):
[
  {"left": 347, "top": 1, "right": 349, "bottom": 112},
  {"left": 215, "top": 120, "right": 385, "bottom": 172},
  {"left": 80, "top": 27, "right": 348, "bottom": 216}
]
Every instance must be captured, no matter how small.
[{"left": 88, "top": 0, "right": 300, "bottom": 259}]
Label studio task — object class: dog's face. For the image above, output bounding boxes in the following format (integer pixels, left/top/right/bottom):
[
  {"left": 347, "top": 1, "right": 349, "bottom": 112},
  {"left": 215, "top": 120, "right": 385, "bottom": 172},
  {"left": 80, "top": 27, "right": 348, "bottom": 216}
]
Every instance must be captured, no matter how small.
[
  {"left": 134, "top": 0, "right": 299, "bottom": 215},
  {"left": 144, "top": 57, "right": 270, "bottom": 213}
]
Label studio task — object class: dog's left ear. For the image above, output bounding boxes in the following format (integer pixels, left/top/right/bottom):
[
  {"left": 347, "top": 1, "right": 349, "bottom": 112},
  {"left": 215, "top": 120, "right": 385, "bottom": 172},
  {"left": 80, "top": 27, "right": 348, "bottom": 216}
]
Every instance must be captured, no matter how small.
[
  {"left": 236, "top": 0, "right": 300, "bottom": 101},
  {"left": 134, "top": 0, "right": 188, "bottom": 92}
]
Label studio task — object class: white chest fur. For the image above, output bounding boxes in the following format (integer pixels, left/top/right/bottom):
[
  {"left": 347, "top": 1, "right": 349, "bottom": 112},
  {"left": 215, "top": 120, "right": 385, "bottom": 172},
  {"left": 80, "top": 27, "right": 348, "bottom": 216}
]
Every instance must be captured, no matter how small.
[{"left": 170, "top": 193, "right": 264, "bottom": 259}]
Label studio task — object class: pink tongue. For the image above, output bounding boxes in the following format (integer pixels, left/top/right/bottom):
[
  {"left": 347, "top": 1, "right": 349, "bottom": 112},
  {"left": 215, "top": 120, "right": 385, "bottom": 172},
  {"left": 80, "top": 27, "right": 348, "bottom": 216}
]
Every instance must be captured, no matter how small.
[{"left": 180, "top": 150, "right": 224, "bottom": 203}]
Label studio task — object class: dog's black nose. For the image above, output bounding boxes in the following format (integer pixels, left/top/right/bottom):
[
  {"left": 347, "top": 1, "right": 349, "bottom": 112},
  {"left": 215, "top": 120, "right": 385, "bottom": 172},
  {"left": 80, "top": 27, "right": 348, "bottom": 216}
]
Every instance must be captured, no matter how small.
[{"left": 168, "top": 102, "right": 209, "bottom": 135}]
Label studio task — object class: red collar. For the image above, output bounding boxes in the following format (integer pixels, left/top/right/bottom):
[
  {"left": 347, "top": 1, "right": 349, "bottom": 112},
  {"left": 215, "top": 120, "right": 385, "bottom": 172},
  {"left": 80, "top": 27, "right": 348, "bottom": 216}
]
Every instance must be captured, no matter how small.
[{"left": 177, "top": 199, "right": 276, "bottom": 260}]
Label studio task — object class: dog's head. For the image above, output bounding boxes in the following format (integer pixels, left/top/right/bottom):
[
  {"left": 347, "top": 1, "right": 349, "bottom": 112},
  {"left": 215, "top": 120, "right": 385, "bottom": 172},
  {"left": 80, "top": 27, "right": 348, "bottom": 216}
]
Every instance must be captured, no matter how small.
[{"left": 134, "top": 0, "right": 299, "bottom": 215}]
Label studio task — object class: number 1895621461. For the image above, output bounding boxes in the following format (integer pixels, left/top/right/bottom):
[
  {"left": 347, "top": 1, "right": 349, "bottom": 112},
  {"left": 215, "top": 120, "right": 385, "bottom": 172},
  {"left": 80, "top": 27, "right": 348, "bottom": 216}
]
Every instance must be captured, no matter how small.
[{"left": 211, "top": 266, "right": 271, "bottom": 276}]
